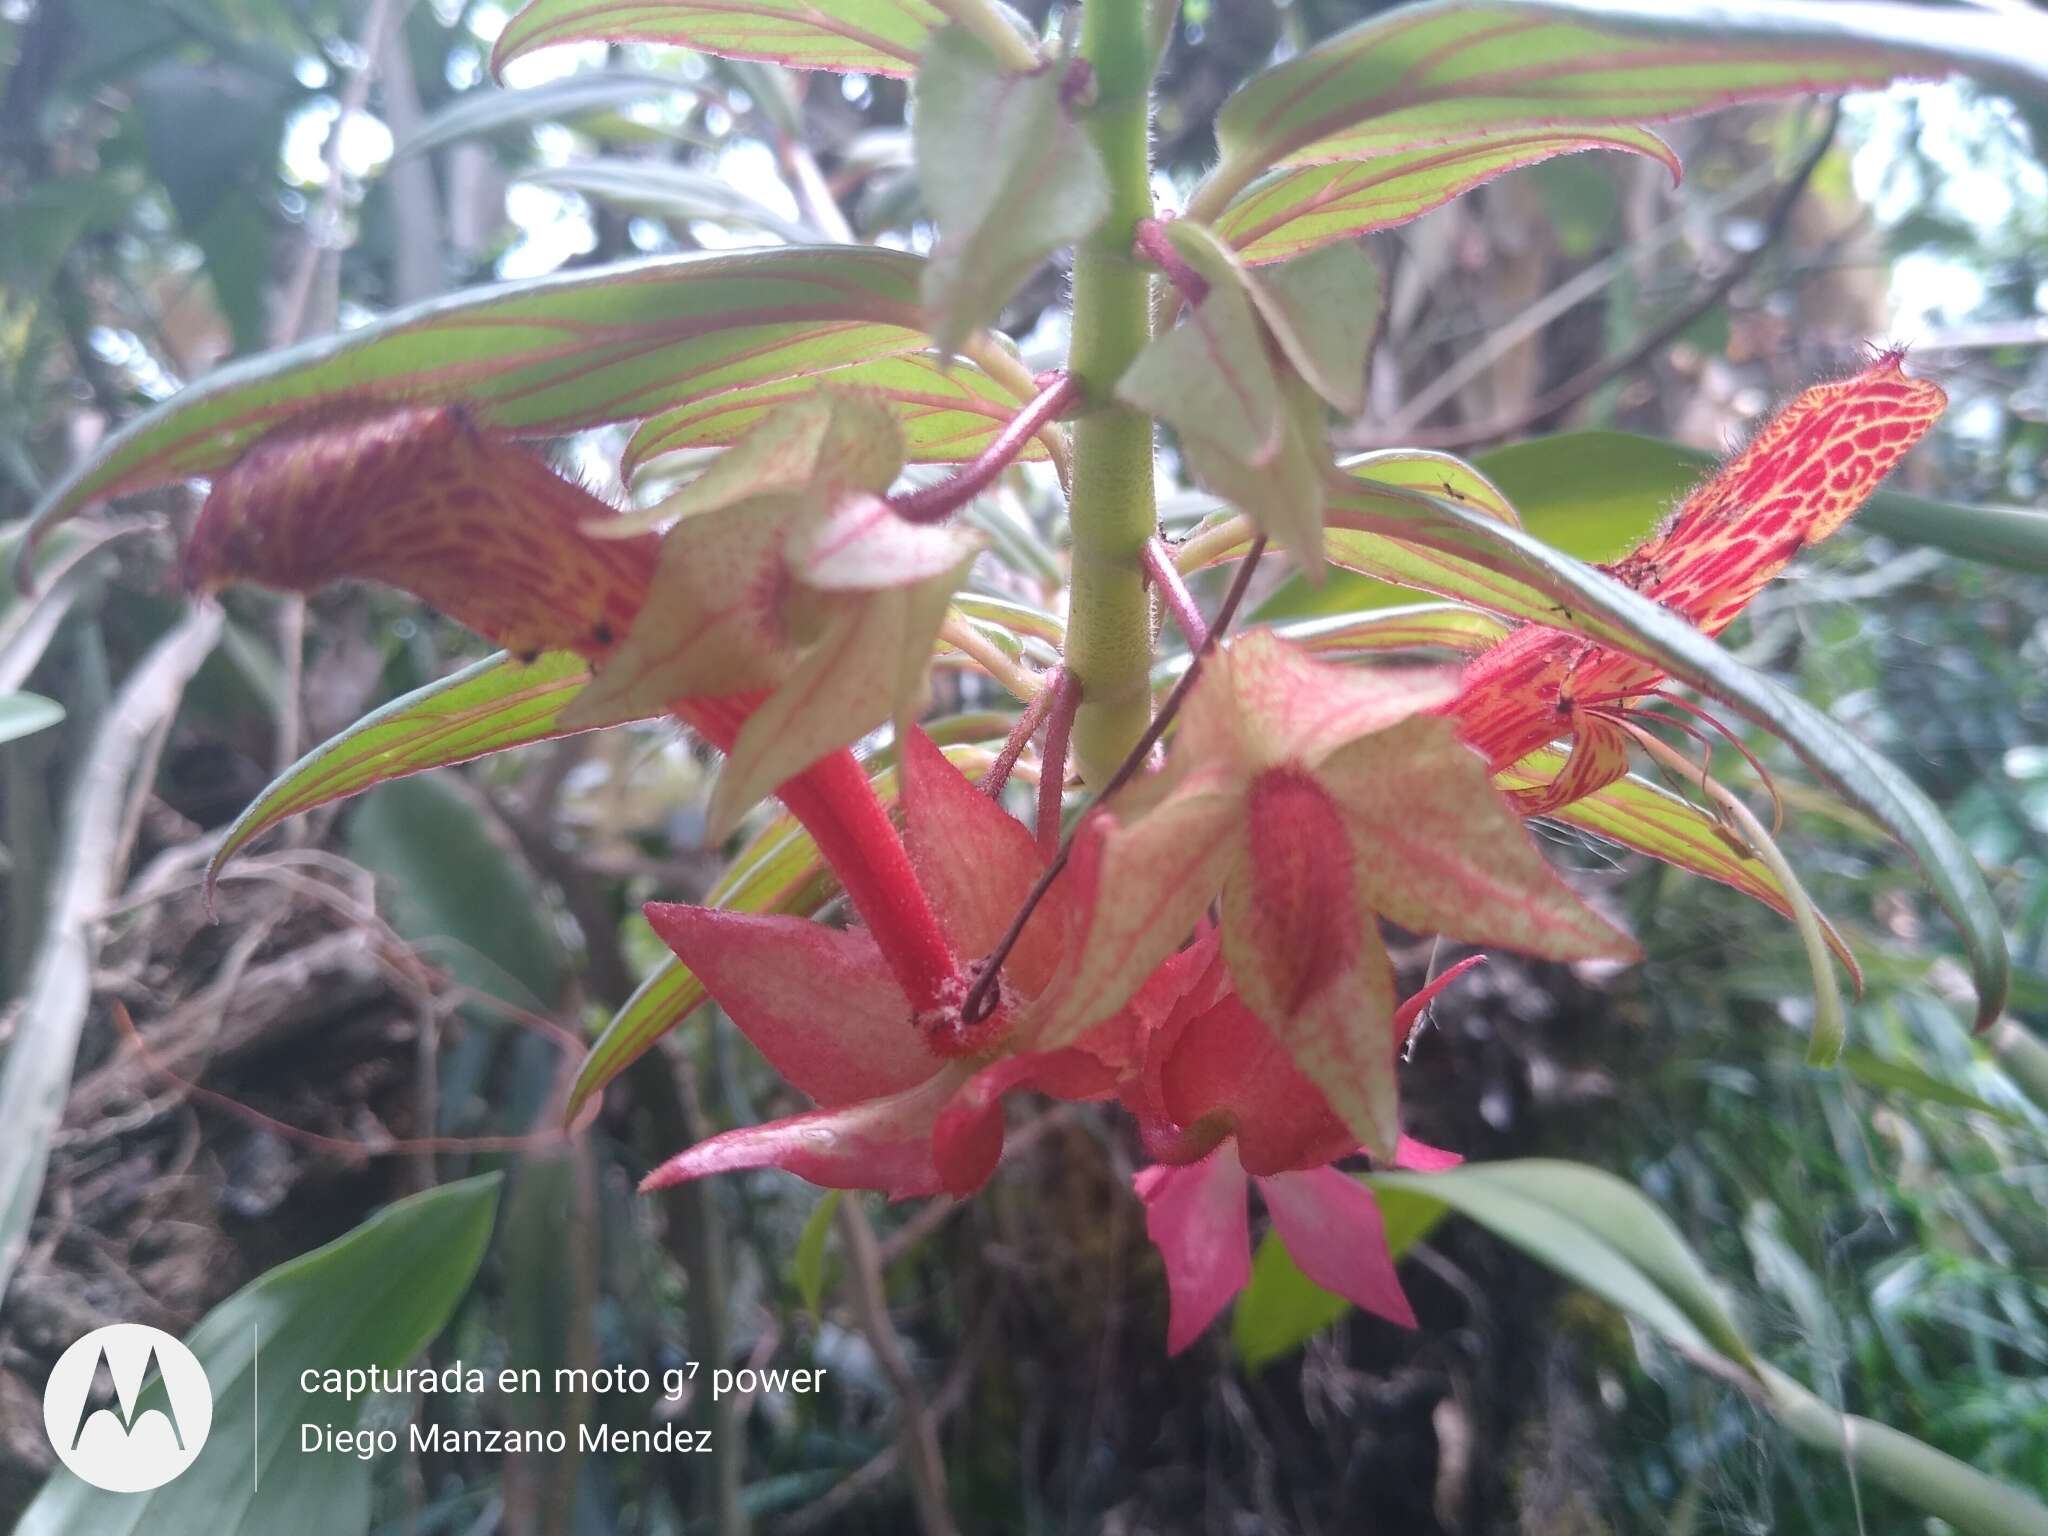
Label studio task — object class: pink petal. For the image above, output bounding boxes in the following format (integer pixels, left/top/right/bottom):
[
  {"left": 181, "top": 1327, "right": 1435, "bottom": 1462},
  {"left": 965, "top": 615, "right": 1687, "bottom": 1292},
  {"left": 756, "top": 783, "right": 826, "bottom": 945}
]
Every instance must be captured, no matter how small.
[
  {"left": 1133, "top": 1145, "right": 1252, "bottom": 1355},
  {"left": 1318, "top": 716, "right": 1638, "bottom": 962},
  {"left": 899, "top": 726, "right": 1066, "bottom": 998},
  {"left": 1394, "top": 1135, "right": 1462, "bottom": 1172},
  {"left": 1259, "top": 1166, "right": 1417, "bottom": 1329},
  {"left": 930, "top": 1048, "right": 1118, "bottom": 1197},
  {"left": 641, "top": 1067, "right": 970, "bottom": 1200},
  {"left": 798, "top": 491, "right": 987, "bottom": 590},
  {"left": 643, "top": 905, "right": 935, "bottom": 1106},
  {"left": 1175, "top": 630, "right": 1459, "bottom": 775},
  {"left": 1159, "top": 995, "right": 1356, "bottom": 1175},
  {"left": 1220, "top": 769, "right": 1403, "bottom": 1160}
]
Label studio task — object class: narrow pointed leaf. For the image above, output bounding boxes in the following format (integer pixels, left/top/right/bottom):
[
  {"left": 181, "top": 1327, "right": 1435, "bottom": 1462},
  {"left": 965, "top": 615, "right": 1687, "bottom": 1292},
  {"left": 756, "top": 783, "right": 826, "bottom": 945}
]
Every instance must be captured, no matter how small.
[
  {"left": 915, "top": 26, "right": 1110, "bottom": 354},
  {"left": 491, "top": 0, "right": 946, "bottom": 78},
  {"left": 208, "top": 651, "right": 631, "bottom": 897},
  {"left": 1269, "top": 604, "right": 1508, "bottom": 658},
  {"left": 626, "top": 353, "right": 1045, "bottom": 474},
  {"left": 1216, "top": 129, "right": 1679, "bottom": 263},
  {"left": 398, "top": 70, "right": 698, "bottom": 159},
  {"left": 1835, "top": 1048, "right": 2021, "bottom": 1125},
  {"left": 20, "top": 247, "right": 931, "bottom": 565},
  {"left": 1205, "top": 0, "right": 2023, "bottom": 211},
  {"left": 1369, "top": 1158, "right": 2048, "bottom": 1536},
  {"left": 519, "top": 160, "right": 820, "bottom": 242},
  {"left": 0, "top": 690, "right": 64, "bottom": 745},
  {"left": 1371, "top": 1158, "right": 1755, "bottom": 1368}
]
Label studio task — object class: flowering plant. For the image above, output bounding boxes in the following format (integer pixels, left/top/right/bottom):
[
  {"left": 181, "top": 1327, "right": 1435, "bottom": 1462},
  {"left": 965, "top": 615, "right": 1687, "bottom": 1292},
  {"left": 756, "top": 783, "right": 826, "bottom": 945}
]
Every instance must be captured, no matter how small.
[{"left": 18, "top": 0, "right": 2042, "bottom": 1527}]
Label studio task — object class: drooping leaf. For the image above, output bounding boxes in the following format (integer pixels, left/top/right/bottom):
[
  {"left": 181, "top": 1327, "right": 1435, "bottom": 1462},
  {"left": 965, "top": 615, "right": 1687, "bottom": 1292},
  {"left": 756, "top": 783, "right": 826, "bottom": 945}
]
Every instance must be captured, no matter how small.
[
  {"left": 1480, "top": 429, "right": 2048, "bottom": 574},
  {"left": 1369, "top": 1159, "right": 2048, "bottom": 1536},
  {"left": 1835, "top": 1047, "right": 2022, "bottom": 1124},
  {"left": 348, "top": 773, "right": 563, "bottom": 1011},
  {"left": 208, "top": 651, "right": 632, "bottom": 899},
  {"left": 625, "top": 352, "right": 1046, "bottom": 473},
  {"left": 1372, "top": 1158, "right": 1754, "bottom": 1367},
  {"left": 0, "top": 691, "right": 65, "bottom": 746},
  {"left": 20, "top": 247, "right": 932, "bottom": 565},
  {"left": 1215, "top": 128, "right": 1679, "bottom": 263},
  {"left": 18, "top": 1175, "right": 500, "bottom": 1536},
  {"left": 398, "top": 70, "right": 700, "bottom": 159},
  {"left": 914, "top": 26, "right": 1110, "bottom": 354},
  {"left": 1200, "top": 0, "right": 2008, "bottom": 218},
  {"left": 518, "top": 160, "right": 821, "bottom": 242},
  {"left": 492, "top": 0, "right": 946, "bottom": 78}
]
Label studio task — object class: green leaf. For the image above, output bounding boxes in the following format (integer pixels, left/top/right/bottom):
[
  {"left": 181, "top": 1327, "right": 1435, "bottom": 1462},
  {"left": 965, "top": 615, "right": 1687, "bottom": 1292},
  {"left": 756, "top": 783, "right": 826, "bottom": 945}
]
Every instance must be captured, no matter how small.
[
  {"left": 1480, "top": 429, "right": 2048, "bottom": 573},
  {"left": 1272, "top": 603, "right": 1507, "bottom": 657},
  {"left": 1372, "top": 1159, "right": 2048, "bottom": 1536},
  {"left": 1310, "top": 483, "right": 2010, "bottom": 1029},
  {"left": 20, "top": 247, "right": 931, "bottom": 566},
  {"left": 1232, "top": 1183, "right": 1442, "bottom": 1370},
  {"left": 793, "top": 1189, "right": 843, "bottom": 1320},
  {"left": 0, "top": 690, "right": 65, "bottom": 745},
  {"left": 1182, "top": 448, "right": 1521, "bottom": 622},
  {"left": 18, "top": 1174, "right": 501, "bottom": 1536},
  {"left": 398, "top": 70, "right": 699, "bottom": 159},
  {"left": 348, "top": 773, "right": 563, "bottom": 1011},
  {"left": 1836, "top": 1047, "right": 2022, "bottom": 1124},
  {"left": 209, "top": 651, "right": 629, "bottom": 899},
  {"left": 1215, "top": 128, "right": 1679, "bottom": 263},
  {"left": 518, "top": 159, "right": 820, "bottom": 242},
  {"left": 915, "top": 26, "right": 1110, "bottom": 354},
  {"left": 1373, "top": 1159, "right": 1754, "bottom": 1366},
  {"left": 1199, "top": 0, "right": 2025, "bottom": 220},
  {"left": 626, "top": 352, "right": 1045, "bottom": 473},
  {"left": 492, "top": 0, "right": 947, "bottom": 78}
]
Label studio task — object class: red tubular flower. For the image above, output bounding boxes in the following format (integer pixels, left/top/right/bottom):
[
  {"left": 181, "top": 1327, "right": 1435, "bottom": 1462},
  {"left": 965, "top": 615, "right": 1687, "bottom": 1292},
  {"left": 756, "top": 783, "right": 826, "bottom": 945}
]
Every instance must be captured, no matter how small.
[
  {"left": 182, "top": 399, "right": 963, "bottom": 1019},
  {"left": 1128, "top": 964, "right": 1482, "bottom": 1355},
  {"left": 640, "top": 728, "right": 1213, "bottom": 1199},
  {"left": 1445, "top": 353, "right": 1946, "bottom": 815}
]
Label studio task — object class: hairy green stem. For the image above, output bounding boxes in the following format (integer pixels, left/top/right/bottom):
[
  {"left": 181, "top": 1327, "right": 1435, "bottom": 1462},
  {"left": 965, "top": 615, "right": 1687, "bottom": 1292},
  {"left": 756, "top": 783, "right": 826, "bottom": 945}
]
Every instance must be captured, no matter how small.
[{"left": 1062, "top": 0, "right": 1158, "bottom": 784}]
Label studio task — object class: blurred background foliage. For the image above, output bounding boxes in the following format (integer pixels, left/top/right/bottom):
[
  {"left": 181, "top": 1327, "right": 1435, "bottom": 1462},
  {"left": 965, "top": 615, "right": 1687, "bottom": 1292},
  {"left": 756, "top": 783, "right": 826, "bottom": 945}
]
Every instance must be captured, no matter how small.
[{"left": 1, "top": 0, "right": 2045, "bottom": 1531}]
